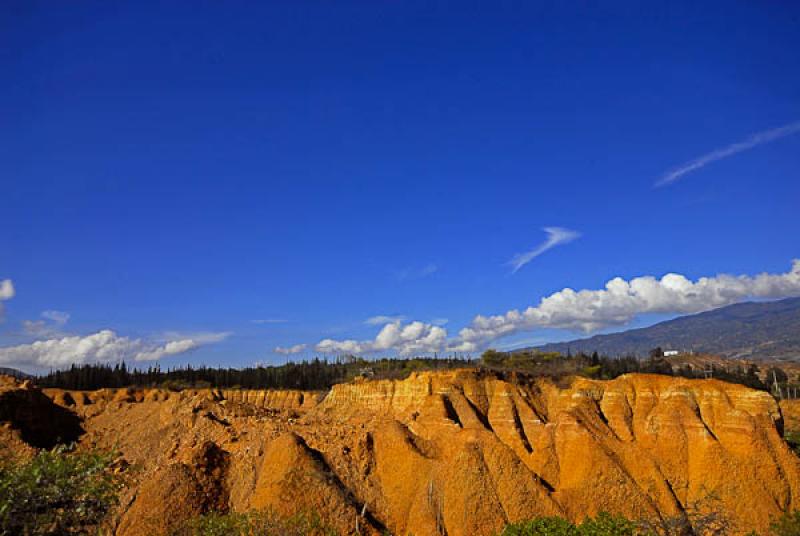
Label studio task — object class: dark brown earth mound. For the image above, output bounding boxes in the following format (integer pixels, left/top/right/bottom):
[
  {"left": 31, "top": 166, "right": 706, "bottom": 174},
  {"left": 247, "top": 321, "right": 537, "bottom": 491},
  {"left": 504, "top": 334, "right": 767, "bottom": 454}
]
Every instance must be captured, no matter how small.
[{"left": 0, "top": 375, "right": 82, "bottom": 451}]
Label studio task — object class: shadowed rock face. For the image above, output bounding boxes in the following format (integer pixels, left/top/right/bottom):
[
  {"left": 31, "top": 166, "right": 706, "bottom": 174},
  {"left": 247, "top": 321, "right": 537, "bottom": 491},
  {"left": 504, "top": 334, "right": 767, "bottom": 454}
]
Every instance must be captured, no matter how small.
[
  {"left": 0, "top": 375, "right": 83, "bottom": 449},
  {"left": 16, "top": 371, "right": 800, "bottom": 535}
]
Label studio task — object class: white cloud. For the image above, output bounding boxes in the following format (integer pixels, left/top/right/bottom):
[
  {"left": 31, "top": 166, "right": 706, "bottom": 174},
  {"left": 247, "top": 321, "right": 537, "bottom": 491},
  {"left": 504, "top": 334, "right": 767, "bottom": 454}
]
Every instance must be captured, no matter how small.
[
  {"left": 23, "top": 310, "right": 71, "bottom": 337},
  {"left": 316, "top": 320, "right": 447, "bottom": 356},
  {"left": 509, "top": 227, "right": 581, "bottom": 274},
  {"left": 0, "top": 279, "right": 14, "bottom": 320},
  {"left": 274, "top": 343, "right": 307, "bottom": 355},
  {"left": 365, "top": 315, "right": 406, "bottom": 325},
  {"left": 252, "top": 319, "right": 288, "bottom": 324},
  {"left": 0, "top": 329, "right": 231, "bottom": 368},
  {"left": 262, "top": 261, "right": 800, "bottom": 357},
  {"left": 656, "top": 120, "right": 800, "bottom": 187},
  {"left": 431, "top": 317, "right": 449, "bottom": 326},
  {"left": 454, "top": 259, "right": 800, "bottom": 352},
  {"left": 0, "top": 280, "right": 13, "bottom": 300}
]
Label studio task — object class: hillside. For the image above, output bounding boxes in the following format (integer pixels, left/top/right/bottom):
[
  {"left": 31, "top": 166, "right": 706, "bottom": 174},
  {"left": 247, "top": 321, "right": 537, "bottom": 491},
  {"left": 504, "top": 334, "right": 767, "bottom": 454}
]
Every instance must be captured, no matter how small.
[
  {"left": 0, "top": 367, "right": 32, "bottom": 379},
  {"left": 2, "top": 370, "right": 799, "bottom": 535},
  {"left": 532, "top": 297, "right": 800, "bottom": 360}
]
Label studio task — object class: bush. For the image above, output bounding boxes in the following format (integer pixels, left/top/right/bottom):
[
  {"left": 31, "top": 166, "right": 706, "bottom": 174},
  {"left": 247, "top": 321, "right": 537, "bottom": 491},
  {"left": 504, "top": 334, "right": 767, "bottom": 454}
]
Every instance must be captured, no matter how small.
[
  {"left": 501, "top": 516, "right": 580, "bottom": 535},
  {"left": 174, "top": 510, "right": 337, "bottom": 536},
  {"left": 0, "top": 445, "right": 121, "bottom": 535},
  {"left": 500, "top": 513, "right": 642, "bottom": 536},
  {"left": 770, "top": 510, "right": 800, "bottom": 536}
]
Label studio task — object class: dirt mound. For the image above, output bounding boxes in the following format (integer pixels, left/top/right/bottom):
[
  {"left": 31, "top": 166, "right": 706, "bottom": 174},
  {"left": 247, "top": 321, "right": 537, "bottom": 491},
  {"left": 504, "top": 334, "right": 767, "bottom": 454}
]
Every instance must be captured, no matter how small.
[
  {"left": 248, "top": 432, "right": 383, "bottom": 535},
  {"left": 117, "top": 441, "right": 230, "bottom": 536},
  {"left": 0, "top": 374, "right": 83, "bottom": 450},
  {"left": 10, "top": 371, "right": 800, "bottom": 535}
]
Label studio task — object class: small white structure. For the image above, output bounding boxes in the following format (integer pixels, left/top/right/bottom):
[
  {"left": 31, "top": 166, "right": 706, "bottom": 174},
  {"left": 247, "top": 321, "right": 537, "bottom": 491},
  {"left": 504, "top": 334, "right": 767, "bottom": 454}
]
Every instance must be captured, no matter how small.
[{"left": 663, "top": 350, "right": 679, "bottom": 357}]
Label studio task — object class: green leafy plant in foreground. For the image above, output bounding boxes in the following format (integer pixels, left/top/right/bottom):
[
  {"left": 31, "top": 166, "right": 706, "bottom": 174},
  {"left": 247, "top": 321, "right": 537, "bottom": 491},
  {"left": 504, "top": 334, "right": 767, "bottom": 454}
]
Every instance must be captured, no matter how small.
[{"left": 0, "top": 444, "right": 121, "bottom": 536}]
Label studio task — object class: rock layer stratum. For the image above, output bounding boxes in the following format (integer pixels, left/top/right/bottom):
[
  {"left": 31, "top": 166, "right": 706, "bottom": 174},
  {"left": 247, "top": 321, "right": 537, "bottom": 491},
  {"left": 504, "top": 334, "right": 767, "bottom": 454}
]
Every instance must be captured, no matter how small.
[{"left": 2, "top": 370, "right": 798, "bottom": 535}]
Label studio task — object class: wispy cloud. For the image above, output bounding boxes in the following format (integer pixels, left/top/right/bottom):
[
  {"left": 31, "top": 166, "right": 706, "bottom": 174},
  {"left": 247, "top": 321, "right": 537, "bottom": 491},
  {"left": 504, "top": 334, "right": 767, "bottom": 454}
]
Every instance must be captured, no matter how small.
[
  {"left": 365, "top": 315, "right": 406, "bottom": 325},
  {"left": 274, "top": 343, "right": 307, "bottom": 355},
  {"left": 396, "top": 263, "right": 438, "bottom": 281},
  {"left": 23, "top": 310, "right": 71, "bottom": 338},
  {"left": 508, "top": 227, "right": 581, "bottom": 274},
  {"left": 656, "top": 120, "right": 800, "bottom": 187},
  {"left": 41, "top": 310, "right": 70, "bottom": 324},
  {"left": 251, "top": 318, "right": 288, "bottom": 325}
]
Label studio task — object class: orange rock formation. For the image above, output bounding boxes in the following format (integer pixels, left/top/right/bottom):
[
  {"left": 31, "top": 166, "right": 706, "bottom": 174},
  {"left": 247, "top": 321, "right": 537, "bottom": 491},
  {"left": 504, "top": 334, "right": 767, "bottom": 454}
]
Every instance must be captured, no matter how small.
[{"left": 2, "top": 370, "right": 798, "bottom": 535}]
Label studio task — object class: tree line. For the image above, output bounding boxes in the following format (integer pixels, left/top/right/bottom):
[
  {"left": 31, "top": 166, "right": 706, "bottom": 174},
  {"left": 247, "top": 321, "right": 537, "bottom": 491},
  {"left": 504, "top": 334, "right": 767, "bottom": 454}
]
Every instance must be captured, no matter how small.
[
  {"left": 36, "top": 356, "right": 474, "bottom": 391},
  {"left": 36, "top": 349, "right": 792, "bottom": 395}
]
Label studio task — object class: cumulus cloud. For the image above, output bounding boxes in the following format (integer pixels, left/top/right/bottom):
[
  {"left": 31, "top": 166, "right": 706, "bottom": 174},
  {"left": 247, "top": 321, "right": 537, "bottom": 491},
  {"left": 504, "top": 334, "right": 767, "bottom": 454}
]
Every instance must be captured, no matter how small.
[
  {"left": 0, "top": 279, "right": 14, "bottom": 320},
  {"left": 509, "top": 227, "right": 581, "bottom": 274},
  {"left": 365, "top": 315, "right": 406, "bottom": 325},
  {"left": 0, "top": 330, "right": 231, "bottom": 368},
  {"left": 454, "top": 259, "right": 800, "bottom": 352},
  {"left": 316, "top": 320, "right": 447, "bottom": 356},
  {"left": 274, "top": 343, "right": 307, "bottom": 355},
  {"left": 656, "top": 120, "right": 800, "bottom": 187},
  {"left": 279, "top": 261, "right": 800, "bottom": 357}
]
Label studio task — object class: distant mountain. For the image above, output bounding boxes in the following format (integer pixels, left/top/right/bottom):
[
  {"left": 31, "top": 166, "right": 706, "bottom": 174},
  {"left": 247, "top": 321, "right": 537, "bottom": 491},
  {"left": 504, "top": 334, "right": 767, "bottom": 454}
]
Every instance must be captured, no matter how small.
[
  {"left": 0, "top": 366, "right": 33, "bottom": 379},
  {"left": 529, "top": 297, "right": 800, "bottom": 360}
]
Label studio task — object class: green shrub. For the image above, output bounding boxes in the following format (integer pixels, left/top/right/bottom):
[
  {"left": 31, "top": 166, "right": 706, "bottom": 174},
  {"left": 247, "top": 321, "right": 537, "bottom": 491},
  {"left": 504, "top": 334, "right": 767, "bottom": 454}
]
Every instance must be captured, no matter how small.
[
  {"left": 785, "top": 431, "right": 800, "bottom": 456},
  {"left": 770, "top": 510, "right": 800, "bottom": 536},
  {"left": 579, "top": 513, "right": 639, "bottom": 536},
  {"left": 500, "top": 516, "right": 579, "bottom": 535},
  {"left": 174, "top": 510, "right": 337, "bottom": 536},
  {"left": 0, "top": 444, "right": 121, "bottom": 535},
  {"left": 500, "top": 513, "right": 644, "bottom": 536}
]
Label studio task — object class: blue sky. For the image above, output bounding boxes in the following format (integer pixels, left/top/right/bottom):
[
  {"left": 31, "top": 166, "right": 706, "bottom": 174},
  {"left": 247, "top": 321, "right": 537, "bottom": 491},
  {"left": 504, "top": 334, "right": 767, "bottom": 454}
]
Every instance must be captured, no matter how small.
[{"left": 1, "top": 2, "right": 799, "bottom": 371}]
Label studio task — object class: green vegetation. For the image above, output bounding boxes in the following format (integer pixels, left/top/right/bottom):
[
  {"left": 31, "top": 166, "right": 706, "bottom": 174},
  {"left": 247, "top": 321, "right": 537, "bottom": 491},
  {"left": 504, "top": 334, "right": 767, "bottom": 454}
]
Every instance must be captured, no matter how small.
[
  {"left": 0, "top": 445, "right": 121, "bottom": 536},
  {"left": 173, "top": 510, "right": 337, "bottom": 536},
  {"left": 37, "top": 356, "right": 474, "bottom": 391},
  {"left": 769, "top": 510, "right": 800, "bottom": 536},
  {"left": 500, "top": 513, "right": 641, "bottom": 535},
  {"left": 35, "top": 347, "right": 777, "bottom": 394},
  {"left": 785, "top": 431, "right": 800, "bottom": 457},
  {"left": 480, "top": 348, "right": 769, "bottom": 391}
]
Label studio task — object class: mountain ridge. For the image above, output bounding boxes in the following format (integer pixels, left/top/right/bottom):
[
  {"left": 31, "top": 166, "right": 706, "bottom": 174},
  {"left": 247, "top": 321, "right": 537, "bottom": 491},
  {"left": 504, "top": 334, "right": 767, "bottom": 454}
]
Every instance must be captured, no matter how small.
[{"left": 528, "top": 297, "right": 800, "bottom": 360}]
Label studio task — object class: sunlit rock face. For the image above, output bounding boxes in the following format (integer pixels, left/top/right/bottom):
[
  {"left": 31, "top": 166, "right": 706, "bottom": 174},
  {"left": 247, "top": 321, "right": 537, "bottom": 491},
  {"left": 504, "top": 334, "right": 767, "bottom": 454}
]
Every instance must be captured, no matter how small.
[{"left": 7, "top": 370, "right": 797, "bottom": 535}]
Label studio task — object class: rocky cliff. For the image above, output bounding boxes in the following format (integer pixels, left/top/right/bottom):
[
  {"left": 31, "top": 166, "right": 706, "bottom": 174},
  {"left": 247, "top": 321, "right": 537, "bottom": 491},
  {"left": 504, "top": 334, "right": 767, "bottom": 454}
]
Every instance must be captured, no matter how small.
[{"left": 2, "top": 371, "right": 798, "bottom": 535}]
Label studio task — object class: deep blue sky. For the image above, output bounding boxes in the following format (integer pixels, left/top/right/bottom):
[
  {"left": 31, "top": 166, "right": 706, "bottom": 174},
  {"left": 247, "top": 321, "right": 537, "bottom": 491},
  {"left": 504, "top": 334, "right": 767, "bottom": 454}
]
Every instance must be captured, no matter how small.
[{"left": 1, "top": 2, "right": 799, "bottom": 369}]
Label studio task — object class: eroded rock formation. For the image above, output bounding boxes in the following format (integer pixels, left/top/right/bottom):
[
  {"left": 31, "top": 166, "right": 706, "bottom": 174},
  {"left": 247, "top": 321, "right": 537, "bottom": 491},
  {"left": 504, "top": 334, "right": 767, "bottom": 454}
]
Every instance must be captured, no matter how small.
[{"left": 2, "top": 371, "right": 798, "bottom": 535}]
